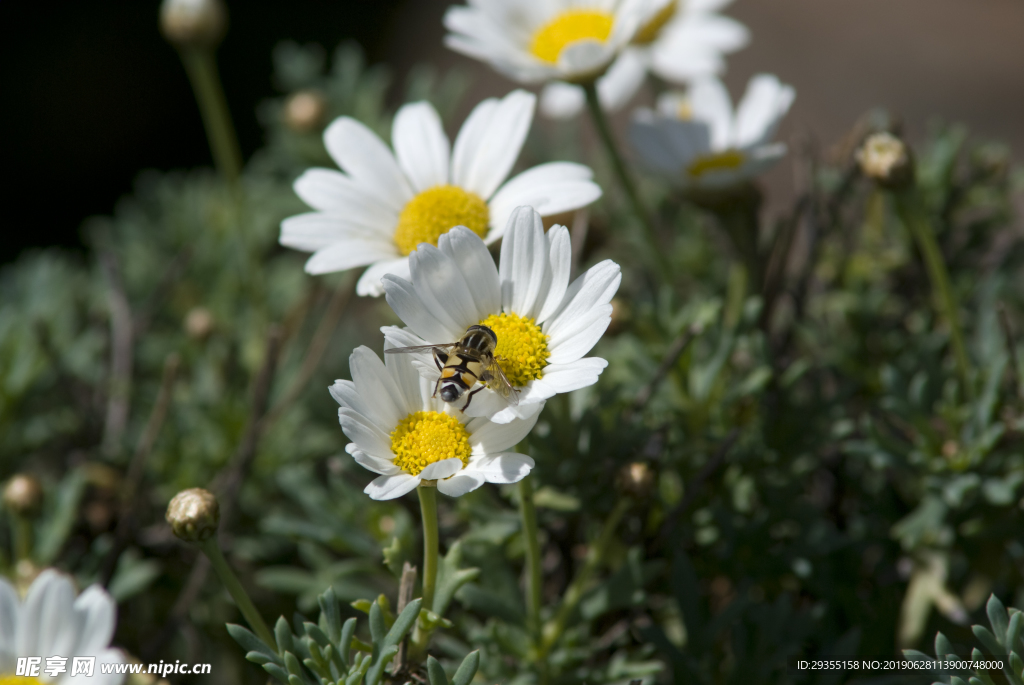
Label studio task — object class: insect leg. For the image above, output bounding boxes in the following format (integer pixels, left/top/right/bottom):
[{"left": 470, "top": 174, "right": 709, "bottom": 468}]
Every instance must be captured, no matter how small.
[
  {"left": 433, "top": 376, "right": 442, "bottom": 398},
  {"left": 431, "top": 347, "right": 449, "bottom": 371},
  {"left": 461, "top": 385, "right": 485, "bottom": 412}
]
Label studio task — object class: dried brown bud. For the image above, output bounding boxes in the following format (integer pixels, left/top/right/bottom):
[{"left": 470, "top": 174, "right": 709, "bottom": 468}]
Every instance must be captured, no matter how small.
[
  {"left": 166, "top": 488, "right": 220, "bottom": 542},
  {"left": 160, "top": 0, "right": 227, "bottom": 48},
  {"left": 856, "top": 132, "right": 914, "bottom": 189},
  {"left": 617, "top": 462, "right": 655, "bottom": 498},
  {"left": 3, "top": 474, "right": 43, "bottom": 517},
  {"left": 184, "top": 307, "right": 215, "bottom": 340},
  {"left": 284, "top": 91, "right": 328, "bottom": 133}
]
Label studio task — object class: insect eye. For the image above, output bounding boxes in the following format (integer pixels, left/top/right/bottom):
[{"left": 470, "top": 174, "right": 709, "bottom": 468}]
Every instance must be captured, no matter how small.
[{"left": 440, "top": 386, "right": 462, "bottom": 402}]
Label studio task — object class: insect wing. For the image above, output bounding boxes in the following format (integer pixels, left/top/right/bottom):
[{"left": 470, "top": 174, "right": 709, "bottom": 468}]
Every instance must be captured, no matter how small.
[
  {"left": 384, "top": 342, "right": 459, "bottom": 354},
  {"left": 485, "top": 358, "right": 520, "bottom": 406}
]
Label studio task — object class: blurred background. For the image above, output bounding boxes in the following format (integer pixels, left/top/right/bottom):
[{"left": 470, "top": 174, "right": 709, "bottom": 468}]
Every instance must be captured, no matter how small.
[{"left": 2, "top": 0, "right": 1022, "bottom": 265}]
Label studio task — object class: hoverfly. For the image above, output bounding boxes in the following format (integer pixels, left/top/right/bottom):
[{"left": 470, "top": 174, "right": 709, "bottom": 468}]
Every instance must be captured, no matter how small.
[{"left": 385, "top": 324, "right": 520, "bottom": 411}]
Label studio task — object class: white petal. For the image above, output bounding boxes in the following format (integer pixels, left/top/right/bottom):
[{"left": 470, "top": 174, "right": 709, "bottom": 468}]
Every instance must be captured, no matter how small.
[
  {"left": 664, "top": 13, "right": 750, "bottom": 54},
  {"left": 348, "top": 346, "right": 410, "bottom": 429},
  {"left": 558, "top": 39, "right": 614, "bottom": 78},
  {"left": 733, "top": 74, "right": 795, "bottom": 148},
  {"left": 498, "top": 206, "right": 549, "bottom": 317},
  {"left": 437, "top": 227, "right": 502, "bottom": 317},
  {"left": 451, "top": 90, "right": 536, "bottom": 200},
  {"left": 467, "top": 409, "right": 540, "bottom": 453},
  {"left": 418, "top": 458, "right": 464, "bottom": 481},
  {"left": 489, "top": 163, "right": 602, "bottom": 240},
  {"left": 0, "top": 577, "right": 20, "bottom": 661},
  {"left": 69, "top": 648, "right": 125, "bottom": 685},
  {"left": 304, "top": 240, "right": 398, "bottom": 275},
  {"left": 531, "top": 358, "right": 608, "bottom": 395},
  {"left": 409, "top": 240, "right": 486, "bottom": 329},
  {"left": 20, "top": 570, "right": 77, "bottom": 658},
  {"left": 437, "top": 471, "right": 486, "bottom": 497},
  {"left": 544, "top": 260, "right": 621, "bottom": 341},
  {"left": 650, "top": 42, "right": 724, "bottom": 82},
  {"left": 536, "top": 225, "right": 572, "bottom": 323},
  {"left": 539, "top": 81, "right": 585, "bottom": 120},
  {"left": 323, "top": 117, "right": 413, "bottom": 212},
  {"left": 292, "top": 168, "right": 398, "bottom": 228},
  {"left": 628, "top": 111, "right": 712, "bottom": 175},
  {"left": 689, "top": 77, "right": 733, "bottom": 150},
  {"left": 352, "top": 449, "right": 402, "bottom": 476},
  {"left": 464, "top": 452, "right": 535, "bottom": 484},
  {"left": 70, "top": 585, "right": 117, "bottom": 658},
  {"left": 382, "top": 275, "right": 460, "bottom": 344},
  {"left": 596, "top": 48, "right": 647, "bottom": 113},
  {"left": 546, "top": 307, "right": 612, "bottom": 365},
  {"left": 356, "top": 257, "right": 412, "bottom": 298},
  {"left": 339, "top": 408, "right": 394, "bottom": 459},
  {"left": 364, "top": 474, "right": 421, "bottom": 500},
  {"left": 281, "top": 212, "right": 395, "bottom": 252},
  {"left": 392, "top": 102, "right": 451, "bottom": 192}
]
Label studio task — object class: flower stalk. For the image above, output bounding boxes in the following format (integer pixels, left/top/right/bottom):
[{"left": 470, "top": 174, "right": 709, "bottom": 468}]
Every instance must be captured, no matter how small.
[
  {"left": 178, "top": 46, "right": 243, "bottom": 186},
  {"left": 199, "top": 537, "right": 276, "bottom": 649},
  {"left": 409, "top": 484, "right": 440, "bottom": 659},
  {"left": 518, "top": 475, "right": 544, "bottom": 644}
]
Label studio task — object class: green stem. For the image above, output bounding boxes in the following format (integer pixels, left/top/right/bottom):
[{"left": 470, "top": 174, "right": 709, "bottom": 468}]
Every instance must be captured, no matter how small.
[
  {"left": 582, "top": 82, "right": 665, "bottom": 270},
  {"left": 518, "top": 476, "right": 543, "bottom": 646},
  {"left": 12, "top": 514, "right": 32, "bottom": 564},
  {"left": 178, "top": 46, "right": 242, "bottom": 185},
  {"left": 200, "top": 537, "right": 276, "bottom": 649},
  {"left": 409, "top": 485, "right": 440, "bottom": 660},
  {"left": 894, "top": 190, "right": 973, "bottom": 397},
  {"left": 540, "top": 497, "right": 630, "bottom": 656}
]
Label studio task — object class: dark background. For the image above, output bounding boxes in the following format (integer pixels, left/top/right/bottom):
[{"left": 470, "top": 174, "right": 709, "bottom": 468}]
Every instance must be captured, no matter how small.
[{"left": 3, "top": 0, "right": 1023, "bottom": 265}]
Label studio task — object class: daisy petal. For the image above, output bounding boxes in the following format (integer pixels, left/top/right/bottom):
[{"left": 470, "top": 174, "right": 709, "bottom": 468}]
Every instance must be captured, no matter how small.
[
  {"left": 72, "top": 585, "right": 117, "bottom": 657},
  {"left": 383, "top": 274, "right": 463, "bottom": 344},
  {"left": 292, "top": 168, "right": 398, "bottom": 227},
  {"left": 466, "top": 452, "right": 535, "bottom": 484},
  {"left": 531, "top": 358, "right": 608, "bottom": 395},
  {"left": 452, "top": 97, "right": 499, "bottom": 190},
  {"left": 323, "top": 117, "right": 413, "bottom": 211},
  {"left": 437, "top": 471, "right": 486, "bottom": 497},
  {"left": 546, "top": 306, "right": 612, "bottom": 364},
  {"left": 304, "top": 240, "right": 399, "bottom": 275},
  {"left": 348, "top": 346, "right": 409, "bottom": 429},
  {"left": 418, "top": 458, "right": 464, "bottom": 481},
  {"left": 468, "top": 408, "right": 541, "bottom": 453},
  {"left": 596, "top": 48, "right": 646, "bottom": 113},
  {"left": 410, "top": 241, "right": 484, "bottom": 328},
  {"left": 689, "top": 78, "right": 733, "bottom": 150},
  {"left": 352, "top": 450, "right": 402, "bottom": 476},
  {"left": 392, "top": 102, "right": 451, "bottom": 192},
  {"left": 454, "top": 90, "right": 536, "bottom": 200},
  {"left": 281, "top": 212, "right": 395, "bottom": 252},
  {"left": 339, "top": 408, "right": 394, "bottom": 459},
  {"left": 537, "top": 225, "right": 572, "bottom": 323},
  {"left": 544, "top": 260, "right": 621, "bottom": 340},
  {"left": 734, "top": 74, "right": 795, "bottom": 149},
  {"left": 489, "top": 163, "right": 601, "bottom": 239},
  {"left": 357, "top": 257, "right": 412, "bottom": 298},
  {"left": 364, "top": 473, "right": 421, "bottom": 500},
  {"left": 0, "top": 577, "right": 19, "bottom": 658},
  {"left": 437, "top": 227, "right": 502, "bottom": 317},
  {"left": 539, "top": 81, "right": 585, "bottom": 120},
  {"left": 499, "top": 206, "right": 549, "bottom": 317}
]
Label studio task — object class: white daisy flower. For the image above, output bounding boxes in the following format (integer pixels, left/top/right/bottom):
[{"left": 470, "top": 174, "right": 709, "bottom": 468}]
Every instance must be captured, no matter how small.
[
  {"left": 0, "top": 570, "right": 124, "bottom": 684},
  {"left": 540, "top": 0, "right": 750, "bottom": 119},
  {"left": 443, "top": 0, "right": 655, "bottom": 86},
  {"left": 381, "top": 206, "right": 621, "bottom": 424},
  {"left": 331, "top": 346, "right": 541, "bottom": 499},
  {"left": 628, "top": 73, "right": 795, "bottom": 190},
  {"left": 281, "top": 90, "right": 602, "bottom": 297}
]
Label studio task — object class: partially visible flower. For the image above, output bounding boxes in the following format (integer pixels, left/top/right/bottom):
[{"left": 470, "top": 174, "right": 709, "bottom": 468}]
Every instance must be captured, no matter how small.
[
  {"left": 540, "top": 0, "right": 749, "bottom": 119},
  {"left": 159, "top": 0, "right": 227, "bottom": 47},
  {"left": 3, "top": 474, "right": 43, "bottom": 517},
  {"left": 629, "top": 74, "right": 795, "bottom": 190},
  {"left": 166, "top": 488, "right": 220, "bottom": 542},
  {"left": 284, "top": 90, "right": 328, "bottom": 133},
  {"left": 382, "top": 206, "right": 621, "bottom": 424},
  {"left": 331, "top": 347, "right": 540, "bottom": 499},
  {"left": 0, "top": 570, "right": 125, "bottom": 684},
  {"left": 280, "top": 90, "right": 602, "bottom": 296},
  {"left": 856, "top": 132, "right": 913, "bottom": 190},
  {"left": 443, "top": 0, "right": 654, "bottom": 86}
]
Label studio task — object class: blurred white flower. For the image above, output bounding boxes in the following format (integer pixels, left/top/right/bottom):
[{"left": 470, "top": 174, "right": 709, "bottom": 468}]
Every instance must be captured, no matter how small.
[
  {"left": 281, "top": 90, "right": 602, "bottom": 297},
  {"left": 0, "top": 570, "right": 124, "bottom": 684},
  {"left": 382, "top": 206, "right": 620, "bottom": 424},
  {"left": 443, "top": 0, "right": 655, "bottom": 86},
  {"left": 628, "top": 74, "right": 795, "bottom": 189},
  {"left": 540, "top": 0, "right": 750, "bottom": 119},
  {"left": 331, "top": 347, "right": 540, "bottom": 499}
]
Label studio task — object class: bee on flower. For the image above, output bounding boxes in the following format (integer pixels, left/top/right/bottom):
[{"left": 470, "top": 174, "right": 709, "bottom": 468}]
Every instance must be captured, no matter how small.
[
  {"left": 540, "top": 0, "right": 750, "bottom": 119},
  {"left": 331, "top": 346, "right": 541, "bottom": 499},
  {"left": 628, "top": 74, "right": 795, "bottom": 190},
  {"left": 0, "top": 570, "right": 125, "bottom": 684},
  {"left": 280, "top": 90, "right": 602, "bottom": 297},
  {"left": 381, "top": 206, "right": 621, "bottom": 424}
]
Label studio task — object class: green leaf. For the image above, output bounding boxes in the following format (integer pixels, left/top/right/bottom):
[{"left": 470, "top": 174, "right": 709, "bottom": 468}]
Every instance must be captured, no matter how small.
[
  {"left": 263, "top": 663, "right": 290, "bottom": 684},
  {"left": 276, "top": 616, "right": 295, "bottom": 655},
  {"left": 319, "top": 586, "right": 342, "bottom": 644},
  {"left": 384, "top": 598, "right": 423, "bottom": 648},
  {"left": 227, "top": 623, "right": 279, "bottom": 661},
  {"left": 35, "top": 467, "right": 87, "bottom": 565},
  {"left": 973, "top": 626, "right": 1003, "bottom": 656},
  {"left": 427, "top": 656, "right": 449, "bottom": 685},
  {"left": 340, "top": 617, "right": 357, "bottom": 665},
  {"left": 936, "top": 631, "right": 958, "bottom": 659},
  {"left": 369, "top": 601, "right": 386, "bottom": 659},
  {"left": 451, "top": 650, "right": 480, "bottom": 685},
  {"left": 432, "top": 541, "right": 480, "bottom": 617},
  {"left": 987, "top": 594, "right": 1009, "bottom": 645}
]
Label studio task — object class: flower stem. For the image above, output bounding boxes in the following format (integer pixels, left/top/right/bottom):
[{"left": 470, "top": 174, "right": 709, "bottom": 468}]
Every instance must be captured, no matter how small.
[
  {"left": 178, "top": 46, "right": 243, "bottom": 186},
  {"left": 893, "top": 189, "right": 973, "bottom": 397},
  {"left": 518, "top": 475, "right": 543, "bottom": 645},
  {"left": 409, "top": 485, "right": 440, "bottom": 660},
  {"left": 12, "top": 514, "right": 32, "bottom": 564},
  {"left": 581, "top": 82, "right": 664, "bottom": 267},
  {"left": 540, "top": 497, "right": 630, "bottom": 656},
  {"left": 199, "top": 537, "right": 276, "bottom": 649}
]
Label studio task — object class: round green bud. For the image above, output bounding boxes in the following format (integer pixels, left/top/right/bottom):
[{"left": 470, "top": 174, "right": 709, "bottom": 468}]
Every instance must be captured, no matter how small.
[{"left": 166, "top": 487, "right": 220, "bottom": 542}]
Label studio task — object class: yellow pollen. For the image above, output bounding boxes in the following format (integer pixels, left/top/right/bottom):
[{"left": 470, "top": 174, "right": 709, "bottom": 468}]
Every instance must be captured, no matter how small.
[
  {"left": 390, "top": 411, "right": 472, "bottom": 477},
  {"left": 394, "top": 185, "right": 489, "bottom": 256},
  {"left": 0, "top": 677, "right": 44, "bottom": 685},
  {"left": 479, "top": 312, "right": 550, "bottom": 387},
  {"left": 687, "top": 150, "right": 745, "bottom": 178},
  {"left": 633, "top": 0, "right": 678, "bottom": 45},
  {"left": 530, "top": 10, "right": 614, "bottom": 64}
]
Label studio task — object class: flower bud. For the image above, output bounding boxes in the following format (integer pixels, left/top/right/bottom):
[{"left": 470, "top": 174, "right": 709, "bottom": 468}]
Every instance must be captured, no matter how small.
[
  {"left": 856, "top": 132, "right": 914, "bottom": 190},
  {"left": 184, "top": 306, "right": 215, "bottom": 340},
  {"left": 3, "top": 474, "right": 43, "bottom": 517},
  {"left": 284, "top": 90, "right": 328, "bottom": 133},
  {"left": 166, "top": 488, "right": 220, "bottom": 542},
  {"left": 160, "top": 0, "right": 227, "bottom": 48},
  {"left": 617, "top": 461, "right": 654, "bottom": 498}
]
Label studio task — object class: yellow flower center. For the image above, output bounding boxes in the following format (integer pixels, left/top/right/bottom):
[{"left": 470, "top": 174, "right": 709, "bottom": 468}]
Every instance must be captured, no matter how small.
[
  {"left": 390, "top": 411, "right": 472, "bottom": 477},
  {"left": 393, "top": 185, "right": 489, "bottom": 256},
  {"left": 687, "top": 150, "right": 745, "bottom": 178},
  {"left": 633, "top": 0, "right": 678, "bottom": 45},
  {"left": 0, "top": 677, "right": 44, "bottom": 685},
  {"left": 530, "top": 10, "right": 614, "bottom": 64},
  {"left": 479, "top": 312, "right": 550, "bottom": 387}
]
